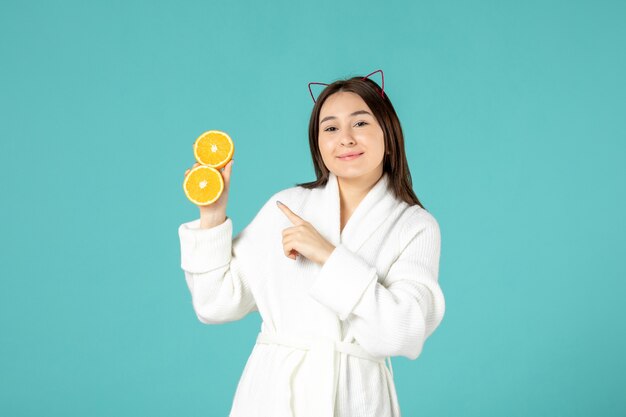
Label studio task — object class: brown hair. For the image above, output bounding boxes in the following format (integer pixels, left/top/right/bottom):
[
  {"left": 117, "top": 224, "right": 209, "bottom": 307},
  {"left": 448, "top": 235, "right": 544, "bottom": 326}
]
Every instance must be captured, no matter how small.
[{"left": 295, "top": 74, "right": 426, "bottom": 210}]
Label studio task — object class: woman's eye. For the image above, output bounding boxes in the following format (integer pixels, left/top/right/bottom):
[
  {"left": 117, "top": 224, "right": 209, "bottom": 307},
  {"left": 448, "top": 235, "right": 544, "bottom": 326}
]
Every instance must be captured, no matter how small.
[{"left": 324, "top": 122, "right": 367, "bottom": 132}]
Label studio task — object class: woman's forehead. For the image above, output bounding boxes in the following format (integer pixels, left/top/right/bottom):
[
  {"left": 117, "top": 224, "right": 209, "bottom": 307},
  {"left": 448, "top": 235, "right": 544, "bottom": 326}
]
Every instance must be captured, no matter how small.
[{"left": 320, "top": 92, "right": 371, "bottom": 117}]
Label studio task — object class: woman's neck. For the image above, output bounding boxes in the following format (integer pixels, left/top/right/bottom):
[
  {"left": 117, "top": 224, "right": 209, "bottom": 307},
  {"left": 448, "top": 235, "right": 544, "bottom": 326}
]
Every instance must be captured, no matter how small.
[{"left": 336, "top": 170, "right": 383, "bottom": 224}]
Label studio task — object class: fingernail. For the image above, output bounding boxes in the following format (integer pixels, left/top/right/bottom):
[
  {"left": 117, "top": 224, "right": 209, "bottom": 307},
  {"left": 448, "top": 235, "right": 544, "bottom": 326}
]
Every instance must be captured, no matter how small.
[{"left": 276, "top": 200, "right": 282, "bottom": 206}]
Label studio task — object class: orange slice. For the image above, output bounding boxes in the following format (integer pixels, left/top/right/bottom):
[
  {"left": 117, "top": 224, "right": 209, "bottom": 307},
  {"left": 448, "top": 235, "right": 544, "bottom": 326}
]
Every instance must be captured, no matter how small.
[
  {"left": 183, "top": 165, "right": 224, "bottom": 206},
  {"left": 193, "top": 130, "right": 235, "bottom": 169}
]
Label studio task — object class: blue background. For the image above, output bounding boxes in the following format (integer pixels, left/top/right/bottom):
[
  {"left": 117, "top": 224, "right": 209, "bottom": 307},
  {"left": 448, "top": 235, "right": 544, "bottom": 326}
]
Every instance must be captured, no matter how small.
[{"left": 1, "top": 0, "right": 624, "bottom": 416}]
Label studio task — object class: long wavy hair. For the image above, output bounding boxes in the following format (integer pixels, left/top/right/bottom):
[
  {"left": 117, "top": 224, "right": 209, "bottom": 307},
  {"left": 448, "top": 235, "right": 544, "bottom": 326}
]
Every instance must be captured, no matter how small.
[{"left": 295, "top": 74, "right": 426, "bottom": 210}]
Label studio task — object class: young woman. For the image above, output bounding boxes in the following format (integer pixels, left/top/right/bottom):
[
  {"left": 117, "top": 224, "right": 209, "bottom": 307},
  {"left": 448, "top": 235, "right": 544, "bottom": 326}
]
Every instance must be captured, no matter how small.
[{"left": 179, "top": 70, "right": 445, "bottom": 417}]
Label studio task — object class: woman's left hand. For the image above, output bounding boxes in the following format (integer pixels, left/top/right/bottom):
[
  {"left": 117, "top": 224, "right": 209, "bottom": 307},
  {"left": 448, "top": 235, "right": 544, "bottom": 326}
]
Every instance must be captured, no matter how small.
[{"left": 276, "top": 200, "right": 336, "bottom": 265}]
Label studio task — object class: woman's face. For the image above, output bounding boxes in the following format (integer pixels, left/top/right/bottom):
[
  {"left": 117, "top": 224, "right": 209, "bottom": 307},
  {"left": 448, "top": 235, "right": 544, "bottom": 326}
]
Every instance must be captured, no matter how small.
[{"left": 318, "top": 91, "right": 385, "bottom": 183}]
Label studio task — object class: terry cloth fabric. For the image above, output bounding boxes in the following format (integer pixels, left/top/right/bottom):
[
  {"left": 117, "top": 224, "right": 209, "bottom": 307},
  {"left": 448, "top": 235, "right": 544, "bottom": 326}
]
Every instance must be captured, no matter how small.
[{"left": 178, "top": 171, "right": 445, "bottom": 417}]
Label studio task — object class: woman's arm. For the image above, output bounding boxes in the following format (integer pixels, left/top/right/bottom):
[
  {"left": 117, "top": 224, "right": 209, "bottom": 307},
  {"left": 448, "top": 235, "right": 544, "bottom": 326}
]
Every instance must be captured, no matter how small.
[
  {"left": 178, "top": 198, "right": 273, "bottom": 324},
  {"left": 307, "top": 212, "right": 444, "bottom": 360}
]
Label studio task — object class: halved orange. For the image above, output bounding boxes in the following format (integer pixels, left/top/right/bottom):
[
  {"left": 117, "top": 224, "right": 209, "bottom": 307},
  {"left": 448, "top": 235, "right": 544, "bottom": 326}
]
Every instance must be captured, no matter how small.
[
  {"left": 193, "top": 130, "right": 235, "bottom": 169},
  {"left": 183, "top": 165, "right": 224, "bottom": 206}
]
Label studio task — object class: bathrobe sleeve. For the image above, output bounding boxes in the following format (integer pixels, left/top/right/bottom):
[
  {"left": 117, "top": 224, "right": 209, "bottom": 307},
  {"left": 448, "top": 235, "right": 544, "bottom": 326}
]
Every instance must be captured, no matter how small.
[
  {"left": 307, "top": 213, "right": 445, "bottom": 360},
  {"left": 178, "top": 198, "right": 273, "bottom": 324}
]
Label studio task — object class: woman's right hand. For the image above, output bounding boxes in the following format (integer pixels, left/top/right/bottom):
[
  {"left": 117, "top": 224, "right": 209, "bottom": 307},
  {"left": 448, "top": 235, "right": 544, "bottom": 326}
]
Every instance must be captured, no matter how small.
[{"left": 184, "top": 159, "right": 234, "bottom": 223}]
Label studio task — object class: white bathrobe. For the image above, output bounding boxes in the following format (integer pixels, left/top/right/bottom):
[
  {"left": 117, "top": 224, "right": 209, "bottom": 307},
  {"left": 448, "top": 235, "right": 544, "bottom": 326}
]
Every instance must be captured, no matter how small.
[{"left": 178, "top": 171, "right": 445, "bottom": 417}]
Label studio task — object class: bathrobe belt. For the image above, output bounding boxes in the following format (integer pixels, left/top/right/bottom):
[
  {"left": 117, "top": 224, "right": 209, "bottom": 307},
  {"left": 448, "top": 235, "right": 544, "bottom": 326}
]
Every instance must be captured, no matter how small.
[{"left": 256, "top": 331, "right": 395, "bottom": 417}]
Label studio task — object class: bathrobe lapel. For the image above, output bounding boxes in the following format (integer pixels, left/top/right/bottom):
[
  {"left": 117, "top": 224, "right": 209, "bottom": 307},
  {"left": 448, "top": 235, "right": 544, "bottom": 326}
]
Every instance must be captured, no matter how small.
[
  {"left": 314, "top": 171, "right": 398, "bottom": 254},
  {"left": 285, "top": 172, "right": 400, "bottom": 417}
]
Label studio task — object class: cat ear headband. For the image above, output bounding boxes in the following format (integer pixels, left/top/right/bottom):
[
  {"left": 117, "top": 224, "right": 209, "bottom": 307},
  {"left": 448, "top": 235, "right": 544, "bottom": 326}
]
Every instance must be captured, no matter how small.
[{"left": 307, "top": 69, "right": 385, "bottom": 104}]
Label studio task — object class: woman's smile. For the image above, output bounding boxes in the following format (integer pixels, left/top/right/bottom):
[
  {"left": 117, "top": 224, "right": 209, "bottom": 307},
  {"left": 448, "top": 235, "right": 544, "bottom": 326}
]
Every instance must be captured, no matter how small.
[{"left": 337, "top": 152, "right": 364, "bottom": 161}]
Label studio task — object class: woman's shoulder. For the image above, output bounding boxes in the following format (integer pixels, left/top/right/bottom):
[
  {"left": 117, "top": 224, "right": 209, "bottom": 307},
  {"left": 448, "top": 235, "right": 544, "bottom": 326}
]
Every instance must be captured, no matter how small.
[
  {"left": 251, "top": 184, "right": 310, "bottom": 220},
  {"left": 409, "top": 205, "right": 440, "bottom": 229},
  {"left": 393, "top": 203, "right": 441, "bottom": 242},
  {"left": 266, "top": 184, "right": 311, "bottom": 207}
]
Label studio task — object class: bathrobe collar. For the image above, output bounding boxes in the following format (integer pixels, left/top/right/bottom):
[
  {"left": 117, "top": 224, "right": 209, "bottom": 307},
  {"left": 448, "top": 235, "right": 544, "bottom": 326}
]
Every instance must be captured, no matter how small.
[{"left": 318, "top": 170, "right": 399, "bottom": 253}]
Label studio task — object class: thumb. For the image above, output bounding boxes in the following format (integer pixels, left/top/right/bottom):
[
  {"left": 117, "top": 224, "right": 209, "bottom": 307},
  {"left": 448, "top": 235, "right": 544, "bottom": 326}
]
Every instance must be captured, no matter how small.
[{"left": 221, "top": 159, "right": 234, "bottom": 185}]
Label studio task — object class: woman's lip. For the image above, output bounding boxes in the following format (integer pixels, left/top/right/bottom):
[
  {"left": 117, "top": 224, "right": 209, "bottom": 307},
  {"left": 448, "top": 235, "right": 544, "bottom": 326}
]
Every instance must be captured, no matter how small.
[{"left": 337, "top": 152, "right": 364, "bottom": 160}]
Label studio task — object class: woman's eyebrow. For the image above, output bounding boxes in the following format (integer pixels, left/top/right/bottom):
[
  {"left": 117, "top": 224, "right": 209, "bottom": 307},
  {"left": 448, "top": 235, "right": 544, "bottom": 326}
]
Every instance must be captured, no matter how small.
[{"left": 320, "top": 110, "right": 372, "bottom": 125}]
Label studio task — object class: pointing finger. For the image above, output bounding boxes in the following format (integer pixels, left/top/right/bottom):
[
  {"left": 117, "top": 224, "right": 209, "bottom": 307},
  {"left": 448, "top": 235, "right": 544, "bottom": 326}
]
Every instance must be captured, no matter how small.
[{"left": 276, "top": 201, "right": 305, "bottom": 225}]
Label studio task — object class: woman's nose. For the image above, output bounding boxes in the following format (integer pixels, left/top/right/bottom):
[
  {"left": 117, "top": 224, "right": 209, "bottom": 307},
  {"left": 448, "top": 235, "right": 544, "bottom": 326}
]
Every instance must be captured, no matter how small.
[{"left": 340, "top": 132, "right": 356, "bottom": 146}]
